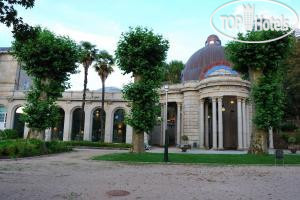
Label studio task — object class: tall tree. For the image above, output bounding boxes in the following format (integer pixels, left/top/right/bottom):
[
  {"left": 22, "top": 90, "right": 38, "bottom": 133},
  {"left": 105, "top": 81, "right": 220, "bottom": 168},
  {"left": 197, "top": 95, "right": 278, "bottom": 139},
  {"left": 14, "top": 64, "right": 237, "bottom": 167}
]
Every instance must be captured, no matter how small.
[
  {"left": 12, "top": 27, "right": 79, "bottom": 139},
  {"left": 78, "top": 41, "right": 97, "bottom": 139},
  {"left": 284, "top": 38, "right": 300, "bottom": 120},
  {"left": 93, "top": 50, "right": 114, "bottom": 142},
  {"left": 226, "top": 30, "right": 294, "bottom": 154},
  {"left": 115, "top": 27, "right": 169, "bottom": 152},
  {"left": 163, "top": 60, "right": 184, "bottom": 84}
]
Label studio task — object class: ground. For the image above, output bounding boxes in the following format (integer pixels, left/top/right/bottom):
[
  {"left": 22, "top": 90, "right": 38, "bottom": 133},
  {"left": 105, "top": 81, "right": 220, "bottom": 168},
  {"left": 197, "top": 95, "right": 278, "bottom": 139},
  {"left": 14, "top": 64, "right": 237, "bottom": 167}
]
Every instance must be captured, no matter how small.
[{"left": 0, "top": 149, "right": 300, "bottom": 200}]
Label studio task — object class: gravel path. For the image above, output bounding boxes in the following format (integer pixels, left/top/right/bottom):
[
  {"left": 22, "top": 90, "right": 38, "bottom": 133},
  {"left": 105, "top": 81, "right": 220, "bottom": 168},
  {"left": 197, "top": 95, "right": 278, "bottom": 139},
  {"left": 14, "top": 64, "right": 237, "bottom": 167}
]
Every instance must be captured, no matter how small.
[{"left": 0, "top": 149, "right": 299, "bottom": 200}]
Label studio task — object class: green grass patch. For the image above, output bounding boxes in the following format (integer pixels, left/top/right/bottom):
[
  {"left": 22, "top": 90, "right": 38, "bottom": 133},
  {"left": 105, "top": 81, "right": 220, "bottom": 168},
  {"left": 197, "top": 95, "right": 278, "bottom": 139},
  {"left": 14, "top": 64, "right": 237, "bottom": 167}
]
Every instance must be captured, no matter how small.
[
  {"left": 63, "top": 141, "right": 132, "bottom": 149},
  {"left": 93, "top": 152, "right": 300, "bottom": 165},
  {"left": 0, "top": 139, "right": 72, "bottom": 158}
]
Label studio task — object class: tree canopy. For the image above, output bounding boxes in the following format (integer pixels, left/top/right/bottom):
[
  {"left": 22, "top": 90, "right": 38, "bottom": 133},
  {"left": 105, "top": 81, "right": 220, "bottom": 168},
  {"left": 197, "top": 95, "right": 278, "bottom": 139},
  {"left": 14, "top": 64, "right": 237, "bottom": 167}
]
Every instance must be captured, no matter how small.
[
  {"left": 12, "top": 28, "right": 80, "bottom": 131},
  {"left": 115, "top": 26, "right": 169, "bottom": 136},
  {"left": 163, "top": 60, "right": 184, "bottom": 84},
  {"left": 226, "top": 30, "right": 295, "bottom": 131}
]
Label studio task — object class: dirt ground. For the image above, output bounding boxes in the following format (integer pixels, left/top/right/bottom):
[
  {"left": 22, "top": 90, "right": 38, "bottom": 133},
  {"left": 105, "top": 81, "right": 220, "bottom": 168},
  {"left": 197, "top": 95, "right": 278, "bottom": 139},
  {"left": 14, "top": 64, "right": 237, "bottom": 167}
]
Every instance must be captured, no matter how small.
[{"left": 0, "top": 149, "right": 299, "bottom": 200}]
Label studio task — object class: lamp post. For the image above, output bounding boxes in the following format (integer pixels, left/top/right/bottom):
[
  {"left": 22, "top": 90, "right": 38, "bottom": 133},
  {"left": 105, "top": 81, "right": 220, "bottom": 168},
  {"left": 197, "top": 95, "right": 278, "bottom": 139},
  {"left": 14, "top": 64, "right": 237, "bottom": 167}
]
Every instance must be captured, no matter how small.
[{"left": 164, "top": 84, "right": 169, "bottom": 162}]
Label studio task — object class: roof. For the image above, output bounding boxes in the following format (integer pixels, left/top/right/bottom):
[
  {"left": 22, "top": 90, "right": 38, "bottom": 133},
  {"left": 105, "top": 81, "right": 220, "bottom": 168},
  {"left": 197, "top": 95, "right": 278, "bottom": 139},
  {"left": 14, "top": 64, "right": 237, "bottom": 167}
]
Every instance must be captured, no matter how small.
[
  {"left": 182, "top": 35, "right": 231, "bottom": 81},
  {"left": 94, "top": 87, "right": 121, "bottom": 93}
]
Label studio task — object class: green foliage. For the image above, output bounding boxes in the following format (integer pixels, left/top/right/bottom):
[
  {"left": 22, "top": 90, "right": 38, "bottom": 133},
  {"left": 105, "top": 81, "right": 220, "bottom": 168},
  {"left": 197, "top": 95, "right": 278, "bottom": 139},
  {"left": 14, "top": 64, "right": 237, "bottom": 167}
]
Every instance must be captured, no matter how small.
[
  {"left": 225, "top": 30, "right": 295, "bottom": 130},
  {"left": 94, "top": 50, "right": 114, "bottom": 81},
  {"left": 0, "top": 0, "right": 36, "bottom": 41},
  {"left": 288, "top": 136, "right": 296, "bottom": 144},
  {"left": 284, "top": 39, "right": 300, "bottom": 120},
  {"left": 0, "top": 139, "right": 72, "bottom": 158},
  {"left": 252, "top": 70, "right": 285, "bottom": 130},
  {"left": 163, "top": 60, "right": 184, "bottom": 84},
  {"left": 62, "top": 141, "right": 132, "bottom": 149},
  {"left": 12, "top": 28, "right": 80, "bottom": 131},
  {"left": 115, "top": 27, "right": 169, "bottom": 133},
  {"left": 0, "top": 129, "right": 19, "bottom": 140},
  {"left": 226, "top": 31, "right": 294, "bottom": 76}
]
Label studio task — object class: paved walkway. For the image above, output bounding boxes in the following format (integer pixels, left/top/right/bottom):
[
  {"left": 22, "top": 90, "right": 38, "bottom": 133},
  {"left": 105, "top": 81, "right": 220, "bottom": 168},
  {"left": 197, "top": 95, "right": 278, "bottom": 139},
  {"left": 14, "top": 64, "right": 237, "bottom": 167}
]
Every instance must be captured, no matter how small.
[{"left": 0, "top": 148, "right": 300, "bottom": 200}]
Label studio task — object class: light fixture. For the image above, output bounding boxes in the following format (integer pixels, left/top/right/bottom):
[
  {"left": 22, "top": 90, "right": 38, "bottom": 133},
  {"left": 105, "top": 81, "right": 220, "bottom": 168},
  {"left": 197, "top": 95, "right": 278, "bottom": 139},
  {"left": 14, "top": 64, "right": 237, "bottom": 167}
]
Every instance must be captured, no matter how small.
[
  {"left": 222, "top": 107, "right": 226, "bottom": 112},
  {"left": 208, "top": 115, "right": 211, "bottom": 119},
  {"left": 230, "top": 100, "right": 234, "bottom": 104}
]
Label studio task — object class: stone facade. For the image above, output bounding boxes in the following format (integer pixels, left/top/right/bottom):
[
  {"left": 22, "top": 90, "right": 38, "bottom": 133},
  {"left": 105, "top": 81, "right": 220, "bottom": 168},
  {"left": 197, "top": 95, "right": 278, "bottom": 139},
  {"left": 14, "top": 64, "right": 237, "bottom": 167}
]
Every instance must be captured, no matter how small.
[{"left": 0, "top": 39, "right": 257, "bottom": 149}]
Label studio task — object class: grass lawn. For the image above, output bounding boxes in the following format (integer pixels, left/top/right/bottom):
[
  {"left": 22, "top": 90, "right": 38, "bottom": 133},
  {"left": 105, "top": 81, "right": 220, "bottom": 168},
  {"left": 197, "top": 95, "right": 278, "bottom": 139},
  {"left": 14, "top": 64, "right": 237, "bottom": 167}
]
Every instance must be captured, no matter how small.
[{"left": 93, "top": 152, "right": 300, "bottom": 165}]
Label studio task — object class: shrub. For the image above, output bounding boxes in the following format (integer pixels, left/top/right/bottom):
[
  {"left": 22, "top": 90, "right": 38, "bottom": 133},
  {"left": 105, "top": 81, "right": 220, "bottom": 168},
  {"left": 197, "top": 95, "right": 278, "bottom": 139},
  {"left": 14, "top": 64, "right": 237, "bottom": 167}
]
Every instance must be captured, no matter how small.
[
  {"left": 63, "top": 141, "right": 132, "bottom": 149},
  {"left": 0, "top": 139, "right": 72, "bottom": 158},
  {"left": 288, "top": 136, "right": 296, "bottom": 144},
  {"left": 0, "top": 129, "right": 19, "bottom": 140}
]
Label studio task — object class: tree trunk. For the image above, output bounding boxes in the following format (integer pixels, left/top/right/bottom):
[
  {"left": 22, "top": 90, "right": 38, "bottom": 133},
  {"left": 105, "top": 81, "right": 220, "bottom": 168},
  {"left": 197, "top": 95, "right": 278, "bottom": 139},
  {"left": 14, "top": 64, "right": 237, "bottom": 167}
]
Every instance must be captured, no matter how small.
[
  {"left": 248, "top": 68, "right": 268, "bottom": 154},
  {"left": 101, "top": 78, "right": 105, "bottom": 142},
  {"left": 27, "top": 129, "right": 45, "bottom": 140},
  {"left": 130, "top": 75, "right": 145, "bottom": 153},
  {"left": 79, "top": 65, "right": 88, "bottom": 139},
  {"left": 132, "top": 130, "right": 145, "bottom": 153}
]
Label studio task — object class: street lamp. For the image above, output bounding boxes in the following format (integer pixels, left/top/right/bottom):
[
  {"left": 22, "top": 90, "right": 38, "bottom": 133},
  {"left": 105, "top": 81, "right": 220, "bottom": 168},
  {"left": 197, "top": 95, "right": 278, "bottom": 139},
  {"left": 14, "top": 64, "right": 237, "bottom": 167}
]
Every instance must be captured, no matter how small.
[{"left": 164, "top": 84, "right": 169, "bottom": 162}]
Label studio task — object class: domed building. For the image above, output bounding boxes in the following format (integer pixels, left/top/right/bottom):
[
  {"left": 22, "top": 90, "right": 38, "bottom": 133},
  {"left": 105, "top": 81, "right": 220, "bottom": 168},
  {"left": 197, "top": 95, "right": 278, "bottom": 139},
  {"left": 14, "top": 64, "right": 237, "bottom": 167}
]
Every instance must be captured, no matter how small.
[
  {"left": 0, "top": 35, "right": 256, "bottom": 150},
  {"left": 151, "top": 35, "right": 252, "bottom": 150}
]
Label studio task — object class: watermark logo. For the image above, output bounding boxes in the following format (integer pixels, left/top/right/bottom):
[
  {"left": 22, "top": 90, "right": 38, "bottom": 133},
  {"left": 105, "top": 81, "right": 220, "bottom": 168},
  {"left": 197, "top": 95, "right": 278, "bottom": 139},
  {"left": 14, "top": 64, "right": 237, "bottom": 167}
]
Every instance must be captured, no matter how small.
[{"left": 210, "top": 0, "right": 299, "bottom": 43}]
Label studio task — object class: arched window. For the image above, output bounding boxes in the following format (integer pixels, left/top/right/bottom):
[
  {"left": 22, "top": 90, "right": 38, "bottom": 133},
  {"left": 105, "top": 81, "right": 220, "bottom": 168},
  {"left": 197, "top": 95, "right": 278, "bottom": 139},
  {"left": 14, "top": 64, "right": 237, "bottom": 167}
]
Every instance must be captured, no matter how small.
[
  {"left": 71, "top": 108, "right": 84, "bottom": 140},
  {"left": 92, "top": 108, "right": 105, "bottom": 142},
  {"left": 52, "top": 107, "right": 65, "bottom": 140},
  {"left": 112, "top": 109, "right": 126, "bottom": 143},
  {"left": 13, "top": 106, "right": 25, "bottom": 138},
  {"left": 0, "top": 105, "right": 7, "bottom": 130}
]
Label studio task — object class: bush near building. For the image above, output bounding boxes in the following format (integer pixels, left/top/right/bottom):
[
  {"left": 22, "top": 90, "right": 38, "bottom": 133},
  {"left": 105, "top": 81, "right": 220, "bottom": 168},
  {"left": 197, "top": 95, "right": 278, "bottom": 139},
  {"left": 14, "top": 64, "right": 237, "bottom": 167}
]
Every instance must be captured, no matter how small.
[
  {"left": 0, "top": 129, "right": 19, "bottom": 140},
  {"left": 63, "top": 141, "right": 132, "bottom": 149},
  {"left": 0, "top": 139, "right": 72, "bottom": 158}
]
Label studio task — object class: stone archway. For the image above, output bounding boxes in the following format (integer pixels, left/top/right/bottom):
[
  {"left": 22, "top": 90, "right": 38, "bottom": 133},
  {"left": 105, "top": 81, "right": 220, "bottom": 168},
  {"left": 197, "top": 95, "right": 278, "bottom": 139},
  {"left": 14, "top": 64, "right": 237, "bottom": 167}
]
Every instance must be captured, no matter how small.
[
  {"left": 13, "top": 106, "right": 25, "bottom": 138},
  {"left": 112, "top": 109, "right": 126, "bottom": 143},
  {"left": 71, "top": 108, "right": 84, "bottom": 141},
  {"left": 52, "top": 107, "right": 65, "bottom": 140},
  {"left": 92, "top": 108, "right": 105, "bottom": 142}
]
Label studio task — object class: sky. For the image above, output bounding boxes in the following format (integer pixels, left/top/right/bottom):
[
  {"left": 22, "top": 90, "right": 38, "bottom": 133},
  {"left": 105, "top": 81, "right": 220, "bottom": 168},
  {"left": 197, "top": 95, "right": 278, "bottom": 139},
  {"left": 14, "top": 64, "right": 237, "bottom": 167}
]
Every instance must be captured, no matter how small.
[{"left": 0, "top": 0, "right": 299, "bottom": 91}]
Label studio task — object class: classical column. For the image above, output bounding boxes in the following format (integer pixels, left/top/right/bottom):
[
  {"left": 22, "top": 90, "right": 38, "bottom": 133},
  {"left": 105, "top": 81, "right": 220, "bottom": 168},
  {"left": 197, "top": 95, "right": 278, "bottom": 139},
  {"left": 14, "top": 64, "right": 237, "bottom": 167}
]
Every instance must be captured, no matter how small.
[
  {"left": 245, "top": 103, "right": 250, "bottom": 148},
  {"left": 212, "top": 97, "right": 217, "bottom": 149},
  {"left": 204, "top": 101, "right": 209, "bottom": 148},
  {"left": 126, "top": 125, "right": 133, "bottom": 144},
  {"left": 176, "top": 102, "right": 181, "bottom": 145},
  {"left": 63, "top": 109, "right": 71, "bottom": 141},
  {"left": 83, "top": 108, "right": 92, "bottom": 141},
  {"left": 242, "top": 98, "right": 247, "bottom": 149},
  {"left": 269, "top": 127, "right": 274, "bottom": 149},
  {"left": 237, "top": 97, "right": 243, "bottom": 150},
  {"left": 199, "top": 99, "right": 204, "bottom": 148},
  {"left": 23, "top": 123, "right": 29, "bottom": 139},
  {"left": 217, "top": 97, "right": 223, "bottom": 150},
  {"left": 45, "top": 128, "right": 51, "bottom": 141}
]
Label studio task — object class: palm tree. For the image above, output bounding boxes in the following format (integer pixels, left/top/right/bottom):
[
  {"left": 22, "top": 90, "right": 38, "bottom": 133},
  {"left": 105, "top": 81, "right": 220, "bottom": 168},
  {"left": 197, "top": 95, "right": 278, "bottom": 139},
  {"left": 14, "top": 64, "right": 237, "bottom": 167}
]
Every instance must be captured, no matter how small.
[
  {"left": 78, "top": 41, "right": 97, "bottom": 139},
  {"left": 93, "top": 50, "right": 114, "bottom": 141}
]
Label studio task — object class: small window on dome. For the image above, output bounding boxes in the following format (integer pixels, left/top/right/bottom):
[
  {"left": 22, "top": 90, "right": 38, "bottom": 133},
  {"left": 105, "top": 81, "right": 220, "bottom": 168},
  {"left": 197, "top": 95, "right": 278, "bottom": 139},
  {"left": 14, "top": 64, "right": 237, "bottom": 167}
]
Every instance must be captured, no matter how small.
[{"left": 209, "top": 40, "right": 214, "bottom": 44}]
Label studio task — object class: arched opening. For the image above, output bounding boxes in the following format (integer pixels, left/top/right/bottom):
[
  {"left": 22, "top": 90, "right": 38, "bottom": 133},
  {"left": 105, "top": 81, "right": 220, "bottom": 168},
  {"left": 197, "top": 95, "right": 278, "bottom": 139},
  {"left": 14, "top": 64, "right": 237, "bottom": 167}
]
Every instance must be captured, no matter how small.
[
  {"left": 71, "top": 108, "right": 84, "bottom": 141},
  {"left": 92, "top": 108, "right": 105, "bottom": 142},
  {"left": 112, "top": 109, "right": 126, "bottom": 143},
  {"left": 0, "top": 105, "right": 7, "bottom": 130},
  {"left": 13, "top": 106, "right": 25, "bottom": 138},
  {"left": 52, "top": 107, "right": 65, "bottom": 140}
]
